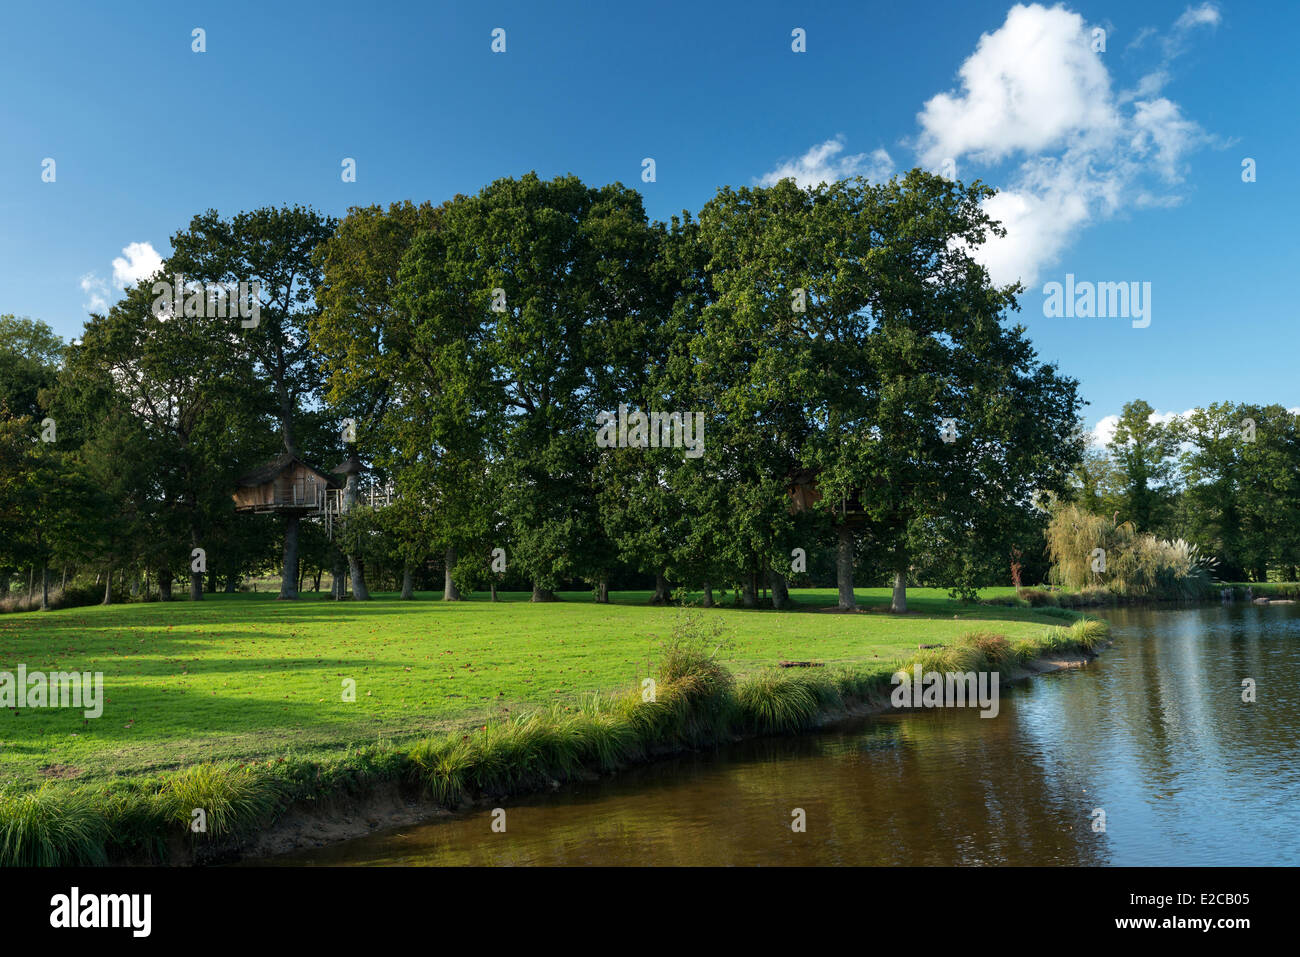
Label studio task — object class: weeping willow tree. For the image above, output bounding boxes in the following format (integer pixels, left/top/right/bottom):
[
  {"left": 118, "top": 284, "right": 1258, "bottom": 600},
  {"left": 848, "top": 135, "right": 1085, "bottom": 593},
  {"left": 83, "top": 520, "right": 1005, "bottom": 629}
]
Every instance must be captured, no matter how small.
[{"left": 1046, "top": 503, "right": 1216, "bottom": 598}]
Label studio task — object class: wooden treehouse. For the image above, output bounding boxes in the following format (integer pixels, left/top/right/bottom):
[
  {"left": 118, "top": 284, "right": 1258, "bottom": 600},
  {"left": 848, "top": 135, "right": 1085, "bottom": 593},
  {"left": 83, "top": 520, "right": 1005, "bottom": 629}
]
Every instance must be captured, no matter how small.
[
  {"left": 786, "top": 468, "right": 867, "bottom": 526},
  {"left": 232, "top": 452, "right": 393, "bottom": 539},
  {"left": 233, "top": 453, "right": 338, "bottom": 514}
]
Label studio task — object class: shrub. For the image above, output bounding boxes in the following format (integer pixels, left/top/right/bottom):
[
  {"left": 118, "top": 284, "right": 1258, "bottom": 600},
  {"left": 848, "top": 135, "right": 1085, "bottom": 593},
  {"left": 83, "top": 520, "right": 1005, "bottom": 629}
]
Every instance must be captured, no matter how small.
[
  {"left": 1047, "top": 504, "right": 1216, "bottom": 599},
  {"left": 1017, "top": 587, "right": 1058, "bottom": 607}
]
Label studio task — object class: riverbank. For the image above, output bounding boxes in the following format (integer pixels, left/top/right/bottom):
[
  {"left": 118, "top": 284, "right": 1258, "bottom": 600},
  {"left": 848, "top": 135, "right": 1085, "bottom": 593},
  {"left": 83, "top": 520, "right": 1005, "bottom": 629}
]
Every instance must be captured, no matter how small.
[
  {"left": 984, "top": 581, "right": 1290, "bottom": 609},
  {"left": 0, "top": 610, "right": 1109, "bottom": 865},
  {"left": 243, "top": 641, "right": 1107, "bottom": 863}
]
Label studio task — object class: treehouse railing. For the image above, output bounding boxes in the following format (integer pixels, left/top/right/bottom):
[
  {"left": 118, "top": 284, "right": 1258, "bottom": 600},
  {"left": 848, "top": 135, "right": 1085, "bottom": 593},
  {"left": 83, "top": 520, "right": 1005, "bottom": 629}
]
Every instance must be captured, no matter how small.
[{"left": 321, "top": 484, "right": 394, "bottom": 539}]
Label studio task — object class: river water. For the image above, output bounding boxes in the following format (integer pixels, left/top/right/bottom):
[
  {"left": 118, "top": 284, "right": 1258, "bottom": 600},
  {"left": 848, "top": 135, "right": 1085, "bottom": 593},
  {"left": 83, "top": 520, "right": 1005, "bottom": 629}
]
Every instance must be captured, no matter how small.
[{"left": 274, "top": 604, "right": 1300, "bottom": 866}]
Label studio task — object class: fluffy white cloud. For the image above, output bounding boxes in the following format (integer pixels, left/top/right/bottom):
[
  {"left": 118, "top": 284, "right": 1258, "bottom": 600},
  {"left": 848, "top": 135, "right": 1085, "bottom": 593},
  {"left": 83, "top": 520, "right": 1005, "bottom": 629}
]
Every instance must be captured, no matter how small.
[
  {"left": 80, "top": 241, "right": 164, "bottom": 314},
  {"left": 758, "top": 136, "right": 893, "bottom": 188},
  {"left": 916, "top": 4, "right": 1118, "bottom": 169},
  {"left": 915, "top": 3, "right": 1216, "bottom": 288},
  {"left": 111, "top": 241, "right": 163, "bottom": 288}
]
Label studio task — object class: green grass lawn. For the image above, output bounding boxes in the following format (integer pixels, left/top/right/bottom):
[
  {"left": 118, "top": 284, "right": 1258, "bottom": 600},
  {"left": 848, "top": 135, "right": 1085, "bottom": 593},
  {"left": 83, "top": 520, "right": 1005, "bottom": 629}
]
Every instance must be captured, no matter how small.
[{"left": 0, "top": 587, "right": 1067, "bottom": 788}]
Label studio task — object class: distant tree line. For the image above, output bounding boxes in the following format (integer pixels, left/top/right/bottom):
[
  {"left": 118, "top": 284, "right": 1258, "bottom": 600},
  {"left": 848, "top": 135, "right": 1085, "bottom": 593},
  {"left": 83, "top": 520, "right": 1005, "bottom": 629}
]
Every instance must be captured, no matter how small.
[
  {"left": 1067, "top": 398, "right": 1300, "bottom": 583},
  {"left": 1, "top": 169, "right": 1087, "bottom": 612}
]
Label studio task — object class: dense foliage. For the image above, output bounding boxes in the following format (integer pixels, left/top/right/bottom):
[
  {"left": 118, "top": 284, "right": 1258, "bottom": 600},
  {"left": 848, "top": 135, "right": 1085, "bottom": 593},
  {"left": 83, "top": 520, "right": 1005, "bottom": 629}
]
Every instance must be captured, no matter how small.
[{"left": 2, "top": 169, "right": 1095, "bottom": 610}]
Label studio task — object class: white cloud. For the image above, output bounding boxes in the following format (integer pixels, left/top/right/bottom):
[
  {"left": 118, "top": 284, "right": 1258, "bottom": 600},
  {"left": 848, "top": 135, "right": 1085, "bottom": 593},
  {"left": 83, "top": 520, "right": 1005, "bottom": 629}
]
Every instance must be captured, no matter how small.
[
  {"left": 1131, "top": 98, "right": 1205, "bottom": 181},
  {"left": 79, "top": 273, "right": 110, "bottom": 313},
  {"left": 913, "top": 3, "right": 1215, "bottom": 288},
  {"left": 758, "top": 136, "right": 893, "bottom": 188},
  {"left": 1125, "top": 4, "right": 1220, "bottom": 102},
  {"left": 80, "top": 241, "right": 164, "bottom": 315},
  {"left": 916, "top": 4, "right": 1118, "bottom": 169},
  {"left": 111, "top": 241, "right": 163, "bottom": 288},
  {"left": 1091, "top": 408, "right": 1192, "bottom": 447},
  {"left": 1175, "top": 3, "right": 1221, "bottom": 31}
]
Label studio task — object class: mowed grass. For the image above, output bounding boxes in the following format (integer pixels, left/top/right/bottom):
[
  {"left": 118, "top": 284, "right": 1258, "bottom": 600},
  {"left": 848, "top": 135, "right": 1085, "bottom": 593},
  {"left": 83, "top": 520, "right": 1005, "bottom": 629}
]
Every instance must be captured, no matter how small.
[{"left": 0, "top": 587, "right": 1059, "bottom": 787}]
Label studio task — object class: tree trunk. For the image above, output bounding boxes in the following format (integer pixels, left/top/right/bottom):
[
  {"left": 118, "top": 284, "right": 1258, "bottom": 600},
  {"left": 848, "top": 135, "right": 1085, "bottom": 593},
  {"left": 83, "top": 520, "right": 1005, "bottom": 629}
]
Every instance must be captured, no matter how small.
[
  {"left": 701, "top": 581, "right": 714, "bottom": 608},
  {"left": 348, "top": 553, "right": 369, "bottom": 598},
  {"left": 40, "top": 561, "right": 49, "bottom": 611},
  {"left": 158, "top": 571, "right": 173, "bottom": 602},
  {"left": 312, "top": 569, "right": 322, "bottom": 592},
  {"left": 1285, "top": 565, "right": 1297, "bottom": 583},
  {"left": 490, "top": 582, "right": 499, "bottom": 602},
  {"left": 341, "top": 474, "right": 369, "bottom": 600},
  {"left": 332, "top": 554, "right": 347, "bottom": 600},
  {"left": 102, "top": 564, "right": 113, "bottom": 605},
  {"left": 224, "top": 574, "right": 237, "bottom": 593},
  {"left": 770, "top": 567, "right": 789, "bottom": 609},
  {"left": 443, "top": 547, "right": 461, "bottom": 600},
  {"left": 890, "top": 546, "right": 908, "bottom": 614},
  {"left": 837, "top": 524, "right": 857, "bottom": 610},
  {"left": 531, "top": 582, "right": 556, "bottom": 602},
  {"left": 349, "top": 556, "right": 371, "bottom": 600},
  {"left": 742, "top": 575, "right": 756, "bottom": 608},
  {"left": 280, "top": 513, "right": 300, "bottom": 599},
  {"left": 595, "top": 580, "right": 609, "bottom": 603},
  {"left": 650, "top": 571, "right": 670, "bottom": 605},
  {"left": 400, "top": 564, "right": 415, "bottom": 600}
]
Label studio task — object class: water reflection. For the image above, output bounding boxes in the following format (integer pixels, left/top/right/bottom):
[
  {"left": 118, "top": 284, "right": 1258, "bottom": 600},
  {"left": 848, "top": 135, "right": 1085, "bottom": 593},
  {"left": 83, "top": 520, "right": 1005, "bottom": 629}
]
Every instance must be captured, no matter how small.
[{"left": 272, "top": 604, "right": 1300, "bottom": 866}]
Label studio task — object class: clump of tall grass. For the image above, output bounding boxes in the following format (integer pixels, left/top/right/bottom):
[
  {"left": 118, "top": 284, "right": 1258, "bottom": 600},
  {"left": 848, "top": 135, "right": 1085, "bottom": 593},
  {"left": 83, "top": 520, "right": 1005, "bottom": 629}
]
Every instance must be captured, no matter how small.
[
  {"left": 472, "top": 710, "right": 594, "bottom": 792},
  {"left": 913, "top": 641, "right": 984, "bottom": 675},
  {"left": 562, "top": 701, "right": 642, "bottom": 771},
  {"left": 623, "top": 611, "right": 737, "bottom": 747},
  {"left": 409, "top": 733, "right": 476, "bottom": 805},
  {"left": 735, "top": 671, "right": 827, "bottom": 734},
  {"left": 1068, "top": 615, "right": 1109, "bottom": 650},
  {"left": 0, "top": 787, "right": 109, "bottom": 866},
  {"left": 159, "top": 763, "right": 281, "bottom": 839},
  {"left": 965, "top": 632, "right": 1017, "bottom": 667}
]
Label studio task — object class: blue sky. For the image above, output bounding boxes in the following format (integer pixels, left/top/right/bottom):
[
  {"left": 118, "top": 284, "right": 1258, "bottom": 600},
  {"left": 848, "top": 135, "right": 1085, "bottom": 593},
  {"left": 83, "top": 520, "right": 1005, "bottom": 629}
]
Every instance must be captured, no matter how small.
[{"left": 1, "top": 0, "right": 1295, "bottom": 439}]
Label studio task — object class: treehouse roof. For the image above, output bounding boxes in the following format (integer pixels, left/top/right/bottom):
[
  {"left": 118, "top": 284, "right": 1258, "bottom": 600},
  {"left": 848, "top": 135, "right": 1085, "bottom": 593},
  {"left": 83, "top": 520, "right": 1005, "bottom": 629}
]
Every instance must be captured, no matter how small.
[{"left": 235, "top": 453, "right": 340, "bottom": 490}]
